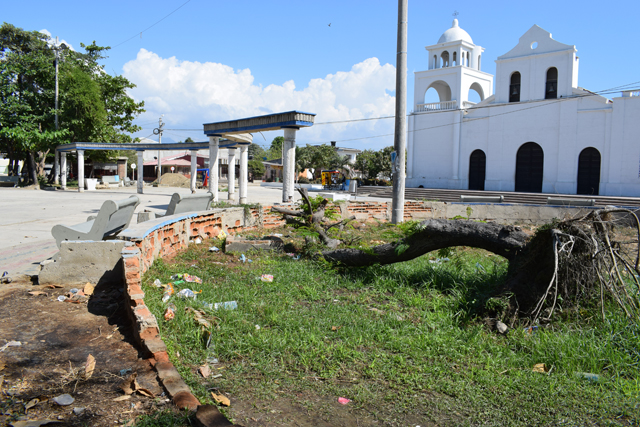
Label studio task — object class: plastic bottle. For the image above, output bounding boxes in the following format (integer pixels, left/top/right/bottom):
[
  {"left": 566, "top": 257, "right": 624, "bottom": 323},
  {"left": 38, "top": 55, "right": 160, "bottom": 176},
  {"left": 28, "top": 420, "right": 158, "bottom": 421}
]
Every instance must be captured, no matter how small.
[{"left": 162, "top": 283, "right": 174, "bottom": 303}]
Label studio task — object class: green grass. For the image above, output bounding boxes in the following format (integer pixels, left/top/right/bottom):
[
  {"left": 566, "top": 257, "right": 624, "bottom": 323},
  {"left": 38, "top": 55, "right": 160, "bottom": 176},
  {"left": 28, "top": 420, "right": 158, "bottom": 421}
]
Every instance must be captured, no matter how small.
[{"left": 142, "top": 226, "right": 640, "bottom": 426}]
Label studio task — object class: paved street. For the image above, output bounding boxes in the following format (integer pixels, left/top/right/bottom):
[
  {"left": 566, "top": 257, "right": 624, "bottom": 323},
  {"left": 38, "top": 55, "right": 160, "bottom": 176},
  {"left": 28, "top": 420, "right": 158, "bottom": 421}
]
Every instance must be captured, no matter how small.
[{"left": 0, "top": 183, "right": 380, "bottom": 278}]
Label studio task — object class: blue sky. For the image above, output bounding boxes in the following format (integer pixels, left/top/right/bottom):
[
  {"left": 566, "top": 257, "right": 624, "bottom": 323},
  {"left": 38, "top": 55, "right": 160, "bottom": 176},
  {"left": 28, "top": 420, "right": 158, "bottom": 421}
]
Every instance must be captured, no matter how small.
[{"left": 4, "top": 0, "right": 639, "bottom": 150}]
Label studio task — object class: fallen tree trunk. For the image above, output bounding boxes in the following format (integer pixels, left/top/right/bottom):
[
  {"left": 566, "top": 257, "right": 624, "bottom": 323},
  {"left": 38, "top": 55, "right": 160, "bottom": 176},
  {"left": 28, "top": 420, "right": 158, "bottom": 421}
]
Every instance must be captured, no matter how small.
[
  {"left": 320, "top": 212, "right": 640, "bottom": 321},
  {"left": 321, "top": 219, "right": 530, "bottom": 266}
]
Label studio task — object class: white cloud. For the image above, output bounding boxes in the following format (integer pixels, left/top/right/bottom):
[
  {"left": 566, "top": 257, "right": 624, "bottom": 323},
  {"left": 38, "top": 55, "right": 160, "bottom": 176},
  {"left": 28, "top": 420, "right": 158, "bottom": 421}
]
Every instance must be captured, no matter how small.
[
  {"left": 123, "top": 49, "right": 396, "bottom": 149},
  {"left": 39, "top": 29, "right": 74, "bottom": 51}
]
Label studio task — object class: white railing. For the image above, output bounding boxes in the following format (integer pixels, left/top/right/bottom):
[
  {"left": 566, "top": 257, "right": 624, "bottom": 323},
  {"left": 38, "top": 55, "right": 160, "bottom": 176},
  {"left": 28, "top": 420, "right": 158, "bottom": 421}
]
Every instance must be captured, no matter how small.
[
  {"left": 462, "top": 101, "right": 477, "bottom": 108},
  {"left": 415, "top": 100, "right": 457, "bottom": 112},
  {"left": 622, "top": 90, "right": 640, "bottom": 97}
]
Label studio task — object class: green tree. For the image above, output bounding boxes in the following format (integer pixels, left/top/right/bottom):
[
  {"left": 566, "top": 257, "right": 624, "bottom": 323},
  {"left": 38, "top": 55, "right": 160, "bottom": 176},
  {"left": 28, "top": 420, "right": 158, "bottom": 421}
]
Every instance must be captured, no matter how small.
[
  {"left": 184, "top": 137, "right": 194, "bottom": 143},
  {"left": 248, "top": 143, "right": 266, "bottom": 160},
  {"left": 248, "top": 158, "right": 265, "bottom": 179},
  {"left": 0, "top": 23, "right": 145, "bottom": 185},
  {"left": 267, "top": 136, "right": 284, "bottom": 160},
  {"left": 354, "top": 146, "right": 393, "bottom": 181}
]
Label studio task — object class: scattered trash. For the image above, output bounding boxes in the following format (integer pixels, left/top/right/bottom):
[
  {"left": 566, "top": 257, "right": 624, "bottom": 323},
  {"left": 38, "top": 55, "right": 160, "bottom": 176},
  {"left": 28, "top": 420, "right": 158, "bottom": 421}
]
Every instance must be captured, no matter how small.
[
  {"left": 164, "top": 304, "right": 176, "bottom": 321},
  {"left": 217, "top": 230, "right": 227, "bottom": 240},
  {"left": 273, "top": 233, "right": 283, "bottom": 237},
  {"left": 194, "top": 237, "right": 202, "bottom": 244},
  {"left": 211, "top": 373, "right": 223, "bottom": 379},
  {"left": 113, "top": 395, "right": 132, "bottom": 402},
  {"left": 44, "top": 284, "right": 63, "bottom": 289},
  {"left": 207, "top": 356, "right": 219, "bottom": 365},
  {"left": 496, "top": 321, "right": 508, "bottom": 335},
  {"left": 28, "top": 291, "right": 48, "bottom": 296},
  {"left": 199, "top": 365, "right": 211, "bottom": 378},
  {"left": 120, "top": 372, "right": 155, "bottom": 397},
  {"left": 183, "top": 274, "right": 202, "bottom": 284},
  {"left": 52, "top": 394, "right": 75, "bottom": 406},
  {"left": 84, "top": 354, "right": 96, "bottom": 379},
  {"left": 24, "top": 398, "right": 39, "bottom": 411},
  {"left": 523, "top": 325, "right": 538, "bottom": 335},
  {"left": 285, "top": 253, "right": 301, "bottom": 260},
  {"left": 186, "top": 307, "right": 211, "bottom": 328},
  {"left": 176, "top": 288, "right": 201, "bottom": 299},
  {"left": 209, "top": 247, "right": 220, "bottom": 252},
  {"left": 170, "top": 274, "right": 182, "bottom": 281},
  {"left": 119, "top": 368, "right": 132, "bottom": 376},
  {"left": 475, "top": 262, "right": 486, "bottom": 272},
  {"left": 429, "top": 257, "right": 450, "bottom": 264},
  {"left": 240, "top": 254, "right": 246, "bottom": 263},
  {"left": 338, "top": 397, "right": 351, "bottom": 405},
  {"left": 83, "top": 282, "right": 95, "bottom": 296},
  {"left": 73, "top": 407, "right": 85, "bottom": 416},
  {"left": 0, "top": 341, "right": 21, "bottom": 352},
  {"left": 69, "top": 288, "right": 79, "bottom": 294},
  {"left": 260, "top": 274, "right": 274, "bottom": 282},
  {"left": 153, "top": 279, "right": 163, "bottom": 288},
  {"left": 1, "top": 271, "right": 11, "bottom": 284},
  {"left": 161, "top": 283, "right": 174, "bottom": 303},
  {"left": 211, "top": 392, "right": 230, "bottom": 406},
  {"left": 211, "top": 301, "right": 237, "bottom": 310},
  {"left": 255, "top": 325, "right": 261, "bottom": 330},
  {"left": 576, "top": 372, "right": 600, "bottom": 382},
  {"left": 532, "top": 363, "right": 549, "bottom": 374},
  {"left": 331, "top": 326, "right": 342, "bottom": 331}
]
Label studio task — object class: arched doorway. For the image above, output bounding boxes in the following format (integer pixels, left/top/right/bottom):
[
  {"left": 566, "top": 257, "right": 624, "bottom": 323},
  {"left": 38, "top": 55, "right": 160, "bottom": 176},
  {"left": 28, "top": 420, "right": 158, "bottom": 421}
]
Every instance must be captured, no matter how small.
[
  {"left": 577, "top": 147, "right": 601, "bottom": 195},
  {"left": 468, "top": 149, "right": 486, "bottom": 190},
  {"left": 515, "top": 142, "right": 544, "bottom": 192}
]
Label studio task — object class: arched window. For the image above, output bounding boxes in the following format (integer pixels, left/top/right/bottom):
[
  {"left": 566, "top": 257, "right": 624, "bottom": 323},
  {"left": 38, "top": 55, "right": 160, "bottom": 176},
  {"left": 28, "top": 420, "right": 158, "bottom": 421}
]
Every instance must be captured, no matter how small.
[
  {"left": 477, "top": 55, "right": 481, "bottom": 70},
  {"left": 545, "top": 67, "right": 558, "bottom": 99},
  {"left": 453, "top": 51, "right": 457, "bottom": 66},
  {"left": 433, "top": 55, "right": 437, "bottom": 69},
  {"left": 515, "top": 142, "right": 544, "bottom": 192},
  {"left": 509, "top": 72, "right": 521, "bottom": 103},
  {"left": 466, "top": 52, "right": 470, "bottom": 67},
  {"left": 577, "top": 147, "right": 601, "bottom": 195},
  {"left": 441, "top": 51, "right": 450, "bottom": 68},
  {"left": 469, "top": 150, "right": 486, "bottom": 190}
]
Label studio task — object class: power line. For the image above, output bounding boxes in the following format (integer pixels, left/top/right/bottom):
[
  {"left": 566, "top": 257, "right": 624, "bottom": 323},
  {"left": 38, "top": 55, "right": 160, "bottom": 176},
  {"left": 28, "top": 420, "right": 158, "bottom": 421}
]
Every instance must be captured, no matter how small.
[{"left": 111, "top": 0, "right": 192, "bottom": 49}]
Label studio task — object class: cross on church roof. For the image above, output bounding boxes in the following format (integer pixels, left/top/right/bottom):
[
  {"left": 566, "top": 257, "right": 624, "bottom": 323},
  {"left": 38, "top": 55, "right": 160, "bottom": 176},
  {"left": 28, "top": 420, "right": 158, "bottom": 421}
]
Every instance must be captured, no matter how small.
[{"left": 452, "top": 10, "right": 459, "bottom": 18}]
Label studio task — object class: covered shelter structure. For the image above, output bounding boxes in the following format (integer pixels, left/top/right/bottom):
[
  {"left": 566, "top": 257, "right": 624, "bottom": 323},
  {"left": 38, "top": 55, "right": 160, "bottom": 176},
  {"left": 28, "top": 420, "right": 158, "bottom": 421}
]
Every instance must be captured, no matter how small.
[
  {"left": 204, "top": 111, "right": 315, "bottom": 203},
  {"left": 55, "top": 133, "right": 251, "bottom": 201}
]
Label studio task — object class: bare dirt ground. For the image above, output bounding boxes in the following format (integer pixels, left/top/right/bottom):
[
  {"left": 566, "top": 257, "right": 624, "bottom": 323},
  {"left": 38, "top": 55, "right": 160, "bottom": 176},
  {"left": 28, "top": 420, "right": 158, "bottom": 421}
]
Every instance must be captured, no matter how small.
[{"left": 0, "top": 278, "right": 170, "bottom": 426}]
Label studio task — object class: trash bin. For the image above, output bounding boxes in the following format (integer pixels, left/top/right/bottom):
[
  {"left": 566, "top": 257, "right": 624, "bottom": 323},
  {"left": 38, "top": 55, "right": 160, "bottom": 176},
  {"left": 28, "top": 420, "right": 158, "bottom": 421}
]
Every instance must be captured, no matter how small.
[
  {"left": 85, "top": 178, "right": 98, "bottom": 191},
  {"left": 349, "top": 180, "right": 357, "bottom": 192}
]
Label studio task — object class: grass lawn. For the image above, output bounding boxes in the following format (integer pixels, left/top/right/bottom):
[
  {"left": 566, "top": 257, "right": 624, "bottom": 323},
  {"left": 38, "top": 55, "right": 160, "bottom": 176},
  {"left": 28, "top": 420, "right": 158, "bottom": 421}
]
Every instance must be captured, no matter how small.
[{"left": 140, "top": 223, "right": 639, "bottom": 426}]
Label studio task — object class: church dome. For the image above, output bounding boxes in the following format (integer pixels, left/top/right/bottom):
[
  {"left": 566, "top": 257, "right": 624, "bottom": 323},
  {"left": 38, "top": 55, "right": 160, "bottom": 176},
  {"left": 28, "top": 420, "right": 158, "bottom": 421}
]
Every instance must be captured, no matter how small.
[{"left": 437, "top": 19, "right": 473, "bottom": 44}]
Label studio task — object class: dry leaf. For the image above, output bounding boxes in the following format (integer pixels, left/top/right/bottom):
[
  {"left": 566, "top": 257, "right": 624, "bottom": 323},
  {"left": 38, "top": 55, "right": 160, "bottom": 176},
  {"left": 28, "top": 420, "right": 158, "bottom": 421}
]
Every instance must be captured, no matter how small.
[
  {"left": 24, "top": 398, "right": 39, "bottom": 410},
  {"left": 44, "top": 284, "right": 63, "bottom": 289},
  {"left": 84, "top": 354, "right": 95, "bottom": 379},
  {"left": 211, "top": 392, "right": 230, "bottom": 406},
  {"left": 120, "top": 373, "right": 137, "bottom": 395},
  {"left": 28, "top": 291, "right": 47, "bottom": 296},
  {"left": 0, "top": 362, "right": 5, "bottom": 371},
  {"left": 113, "top": 395, "right": 132, "bottom": 402},
  {"left": 83, "top": 283, "right": 95, "bottom": 296},
  {"left": 198, "top": 365, "right": 211, "bottom": 378},
  {"left": 532, "top": 363, "right": 549, "bottom": 373},
  {"left": 331, "top": 326, "right": 342, "bottom": 331},
  {"left": 137, "top": 388, "right": 154, "bottom": 398}
]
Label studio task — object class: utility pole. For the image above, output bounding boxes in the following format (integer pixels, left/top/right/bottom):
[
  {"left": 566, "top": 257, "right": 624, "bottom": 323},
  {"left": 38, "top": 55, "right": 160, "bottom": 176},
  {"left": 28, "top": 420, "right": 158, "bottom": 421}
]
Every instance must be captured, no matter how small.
[
  {"left": 391, "top": 0, "right": 408, "bottom": 224},
  {"left": 53, "top": 36, "right": 60, "bottom": 185},
  {"left": 153, "top": 116, "right": 165, "bottom": 181}
]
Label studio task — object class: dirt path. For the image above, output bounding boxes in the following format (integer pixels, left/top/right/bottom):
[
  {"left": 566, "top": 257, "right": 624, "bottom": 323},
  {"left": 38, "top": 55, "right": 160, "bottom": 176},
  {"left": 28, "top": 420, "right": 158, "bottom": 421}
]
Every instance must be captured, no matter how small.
[{"left": 0, "top": 278, "right": 168, "bottom": 426}]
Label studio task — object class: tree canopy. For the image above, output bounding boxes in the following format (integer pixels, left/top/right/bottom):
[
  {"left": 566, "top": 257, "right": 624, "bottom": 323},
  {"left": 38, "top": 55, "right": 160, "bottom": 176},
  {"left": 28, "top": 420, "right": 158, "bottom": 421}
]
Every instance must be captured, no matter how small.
[{"left": 0, "top": 23, "right": 145, "bottom": 185}]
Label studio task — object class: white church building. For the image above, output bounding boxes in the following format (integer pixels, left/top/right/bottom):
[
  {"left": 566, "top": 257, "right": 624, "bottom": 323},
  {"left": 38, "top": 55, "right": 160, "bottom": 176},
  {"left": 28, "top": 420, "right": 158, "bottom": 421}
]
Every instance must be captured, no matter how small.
[{"left": 406, "top": 20, "right": 640, "bottom": 196}]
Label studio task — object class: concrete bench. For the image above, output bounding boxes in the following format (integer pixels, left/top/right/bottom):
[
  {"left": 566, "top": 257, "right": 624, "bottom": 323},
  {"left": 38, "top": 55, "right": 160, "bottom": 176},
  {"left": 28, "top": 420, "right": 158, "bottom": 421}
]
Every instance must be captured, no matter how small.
[
  {"left": 547, "top": 197, "right": 595, "bottom": 206},
  {"left": 0, "top": 176, "right": 19, "bottom": 187},
  {"left": 51, "top": 196, "right": 140, "bottom": 249},
  {"left": 101, "top": 175, "right": 122, "bottom": 187},
  {"left": 460, "top": 195, "right": 504, "bottom": 203},
  {"left": 157, "top": 192, "right": 214, "bottom": 218}
]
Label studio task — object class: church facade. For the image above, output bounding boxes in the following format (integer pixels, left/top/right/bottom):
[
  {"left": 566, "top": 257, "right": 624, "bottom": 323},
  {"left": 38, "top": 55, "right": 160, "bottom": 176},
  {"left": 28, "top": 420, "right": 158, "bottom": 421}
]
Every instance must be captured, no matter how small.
[{"left": 406, "top": 20, "right": 640, "bottom": 197}]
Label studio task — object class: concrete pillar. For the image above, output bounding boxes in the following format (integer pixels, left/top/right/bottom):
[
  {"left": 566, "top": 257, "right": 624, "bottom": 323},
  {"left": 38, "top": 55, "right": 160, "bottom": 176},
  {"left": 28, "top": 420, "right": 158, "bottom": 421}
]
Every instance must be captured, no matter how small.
[
  {"left": 137, "top": 151, "right": 144, "bottom": 194},
  {"left": 54, "top": 150, "right": 60, "bottom": 185},
  {"left": 452, "top": 110, "right": 463, "bottom": 180},
  {"left": 208, "top": 136, "right": 219, "bottom": 202},
  {"left": 190, "top": 149, "right": 198, "bottom": 193},
  {"left": 157, "top": 150, "right": 162, "bottom": 182},
  {"left": 227, "top": 147, "right": 236, "bottom": 201},
  {"left": 239, "top": 144, "right": 248, "bottom": 204},
  {"left": 282, "top": 127, "right": 297, "bottom": 203},
  {"left": 60, "top": 152, "right": 67, "bottom": 190},
  {"left": 77, "top": 150, "right": 84, "bottom": 193}
]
